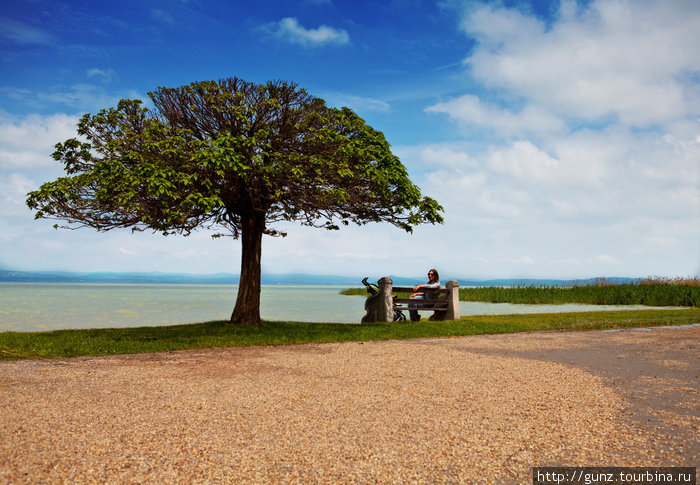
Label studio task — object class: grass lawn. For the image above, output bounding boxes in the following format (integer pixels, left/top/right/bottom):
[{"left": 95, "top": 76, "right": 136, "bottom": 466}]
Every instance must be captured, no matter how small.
[{"left": 1, "top": 308, "right": 698, "bottom": 360}]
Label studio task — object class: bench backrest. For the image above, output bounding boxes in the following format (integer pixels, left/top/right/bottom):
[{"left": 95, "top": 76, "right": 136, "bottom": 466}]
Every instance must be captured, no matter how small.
[{"left": 391, "top": 286, "right": 450, "bottom": 295}]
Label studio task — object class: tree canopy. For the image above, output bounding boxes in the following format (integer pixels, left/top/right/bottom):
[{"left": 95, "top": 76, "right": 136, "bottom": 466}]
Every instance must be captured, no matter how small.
[{"left": 27, "top": 77, "right": 444, "bottom": 324}]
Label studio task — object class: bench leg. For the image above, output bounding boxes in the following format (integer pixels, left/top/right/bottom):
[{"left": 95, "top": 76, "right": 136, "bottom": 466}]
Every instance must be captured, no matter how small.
[{"left": 428, "top": 311, "right": 447, "bottom": 321}]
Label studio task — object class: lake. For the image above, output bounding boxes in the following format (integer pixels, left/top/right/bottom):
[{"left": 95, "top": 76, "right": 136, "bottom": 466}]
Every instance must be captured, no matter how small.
[{"left": 0, "top": 282, "right": 678, "bottom": 332}]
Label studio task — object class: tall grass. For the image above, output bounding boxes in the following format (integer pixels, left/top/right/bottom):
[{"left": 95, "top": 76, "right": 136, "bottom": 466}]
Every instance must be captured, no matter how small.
[{"left": 458, "top": 277, "right": 700, "bottom": 307}]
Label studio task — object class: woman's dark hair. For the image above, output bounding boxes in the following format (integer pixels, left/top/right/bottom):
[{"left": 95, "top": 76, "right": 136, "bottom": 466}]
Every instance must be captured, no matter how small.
[{"left": 429, "top": 269, "right": 439, "bottom": 281}]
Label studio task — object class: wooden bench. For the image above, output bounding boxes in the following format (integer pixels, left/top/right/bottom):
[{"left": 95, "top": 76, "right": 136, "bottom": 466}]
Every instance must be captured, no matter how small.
[{"left": 361, "top": 277, "right": 460, "bottom": 323}]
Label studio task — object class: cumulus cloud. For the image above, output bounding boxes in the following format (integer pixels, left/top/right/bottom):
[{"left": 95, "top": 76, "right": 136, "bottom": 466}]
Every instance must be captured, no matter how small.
[
  {"left": 262, "top": 17, "right": 350, "bottom": 47},
  {"left": 408, "top": 123, "right": 699, "bottom": 276},
  {"left": 460, "top": 0, "right": 700, "bottom": 126},
  {"left": 485, "top": 140, "right": 560, "bottom": 182},
  {"left": 427, "top": 95, "right": 566, "bottom": 136},
  {"left": 418, "top": 146, "right": 476, "bottom": 169},
  {"left": 0, "top": 173, "right": 34, "bottom": 210},
  {"left": 414, "top": 0, "right": 700, "bottom": 277},
  {"left": 0, "top": 113, "right": 80, "bottom": 244},
  {"left": 419, "top": 120, "right": 699, "bottom": 224},
  {"left": 0, "top": 114, "right": 79, "bottom": 169}
]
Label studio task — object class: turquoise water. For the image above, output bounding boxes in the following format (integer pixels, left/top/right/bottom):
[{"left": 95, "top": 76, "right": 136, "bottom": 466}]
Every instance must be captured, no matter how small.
[
  {"left": 0, "top": 283, "right": 683, "bottom": 332},
  {"left": 0, "top": 283, "right": 368, "bottom": 331}
]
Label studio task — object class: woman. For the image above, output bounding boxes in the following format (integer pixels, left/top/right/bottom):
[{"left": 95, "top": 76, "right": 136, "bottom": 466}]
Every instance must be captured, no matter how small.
[{"left": 409, "top": 269, "right": 440, "bottom": 322}]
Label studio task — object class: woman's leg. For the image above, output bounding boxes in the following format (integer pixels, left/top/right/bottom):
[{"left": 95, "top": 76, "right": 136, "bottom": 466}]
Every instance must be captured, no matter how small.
[{"left": 409, "top": 294, "right": 424, "bottom": 321}]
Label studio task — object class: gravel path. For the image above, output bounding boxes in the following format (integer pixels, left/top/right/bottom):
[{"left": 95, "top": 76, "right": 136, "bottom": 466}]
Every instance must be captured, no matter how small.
[{"left": 1, "top": 326, "right": 697, "bottom": 484}]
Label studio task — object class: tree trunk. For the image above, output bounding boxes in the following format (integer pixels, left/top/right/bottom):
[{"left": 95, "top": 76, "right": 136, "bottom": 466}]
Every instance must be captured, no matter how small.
[{"left": 230, "top": 210, "right": 265, "bottom": 325}]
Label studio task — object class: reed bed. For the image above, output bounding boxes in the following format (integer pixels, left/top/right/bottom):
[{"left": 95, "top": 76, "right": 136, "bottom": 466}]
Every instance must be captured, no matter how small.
[{"left": 459, "top": 277, "right": 699, "bottom": 307}]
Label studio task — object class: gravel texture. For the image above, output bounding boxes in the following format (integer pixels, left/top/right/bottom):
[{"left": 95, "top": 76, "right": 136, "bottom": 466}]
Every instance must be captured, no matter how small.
[{"left": 0, "top": 325, "right": 697, "bottom": 484}]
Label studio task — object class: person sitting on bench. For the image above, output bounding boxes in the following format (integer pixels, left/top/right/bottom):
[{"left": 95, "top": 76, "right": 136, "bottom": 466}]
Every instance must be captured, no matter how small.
[{"left": 409, "top": 269, "right": 441, "bottom": 321}]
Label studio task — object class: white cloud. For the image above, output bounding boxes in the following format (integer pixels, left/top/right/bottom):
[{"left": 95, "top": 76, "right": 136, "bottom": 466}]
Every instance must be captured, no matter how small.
[
  {"left": 262, "top": 17, "right": 350, "bottom": 47},
  {"left": 418, "top": 120, "right": 700, "bottom": 225},
  {"left": 426, "top": 95, "right": 566, "bottom": 136},
  {"left": 86, "top": 68, "right": 114, "bottom": 83},
  {"left": 39, "top": 84, "right": 130, "bottom": 111},
  {"left": 0, "top": 85, "right": 143, "bottom": 113},
  {"left": 460, "top": 0, "right": 700, "bottom": 126},
  {"left": 0, "top": 113, "right": 80, "bottom": 251},
  {"left": 0, "top": 114, "right": 79, "bottom": 169},
  {"left": 0, "top": 173, "right": 34, "bottom": 213},
  {"left": 409, "top": 0, "right": 700, "bottom": 278},
  {"left": 324, "top": 93, "right": 390, "bottom": 113},
  {"left": 418, "top": 146, "right": 476, "bottom": 169},
  {"left": 486, "top": 140, "right": 560, "bottom": 182},
  {"left": 405, "top": 115, "right": 699, "bottom": 276}
]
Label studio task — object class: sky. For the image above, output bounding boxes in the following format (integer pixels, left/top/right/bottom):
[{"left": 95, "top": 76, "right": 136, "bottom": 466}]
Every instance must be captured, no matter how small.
[{"left": 1, "top": 0, "right": 698, "bottom": 281}]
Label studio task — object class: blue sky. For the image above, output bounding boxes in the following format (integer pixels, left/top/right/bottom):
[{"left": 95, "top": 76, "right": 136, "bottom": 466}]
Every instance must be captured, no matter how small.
[{"left": 1, "top": 0, "right": 698, "bottom": 280}]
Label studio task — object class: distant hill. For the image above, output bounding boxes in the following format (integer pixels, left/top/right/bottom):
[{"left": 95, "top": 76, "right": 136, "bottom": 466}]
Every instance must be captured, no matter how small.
[
  {"left": 0, "top": 270, "right": 357, "bottom": 285},
  {"left": 0, "top": 270, "right": 641, "bottom": 287},
  {"left": 455, "top": 277, "right": 642, "bottom": 287}
]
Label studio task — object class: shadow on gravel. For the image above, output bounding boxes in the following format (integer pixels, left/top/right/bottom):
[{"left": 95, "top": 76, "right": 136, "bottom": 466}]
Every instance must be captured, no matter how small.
[{"left": 447, "top": 327, "right": 699, "bottom": 467}]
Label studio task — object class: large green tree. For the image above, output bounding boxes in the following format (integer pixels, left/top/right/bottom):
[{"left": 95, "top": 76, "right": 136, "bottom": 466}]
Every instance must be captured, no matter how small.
[{"left": 26, "top": 78, "right": 444, "bottom": 325}]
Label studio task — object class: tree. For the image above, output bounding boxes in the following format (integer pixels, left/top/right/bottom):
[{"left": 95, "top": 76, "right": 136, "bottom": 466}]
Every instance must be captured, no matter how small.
[{"left": 26, "top": 77, "right": 444, "bottom": 325}]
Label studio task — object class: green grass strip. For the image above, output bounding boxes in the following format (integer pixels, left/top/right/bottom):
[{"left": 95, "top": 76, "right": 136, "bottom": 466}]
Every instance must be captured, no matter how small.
[{"left": 1, "top": 309, "right": 698, "bottom": 360}]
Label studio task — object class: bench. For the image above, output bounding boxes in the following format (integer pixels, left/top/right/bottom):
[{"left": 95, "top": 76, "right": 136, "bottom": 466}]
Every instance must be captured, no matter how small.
[{"left": 361, "top": 277, "right": 460, "bottom": 323}]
